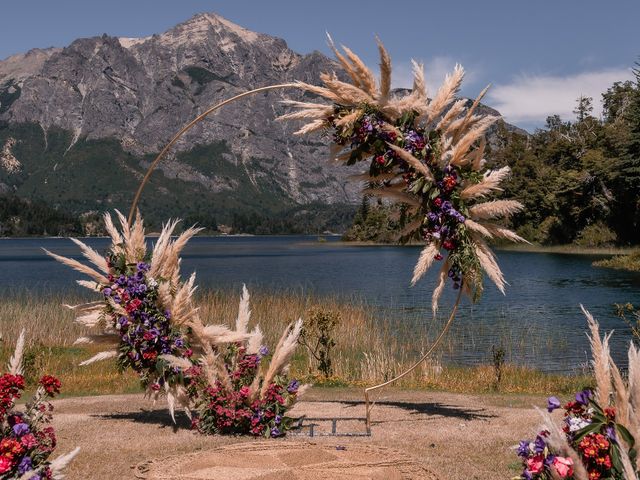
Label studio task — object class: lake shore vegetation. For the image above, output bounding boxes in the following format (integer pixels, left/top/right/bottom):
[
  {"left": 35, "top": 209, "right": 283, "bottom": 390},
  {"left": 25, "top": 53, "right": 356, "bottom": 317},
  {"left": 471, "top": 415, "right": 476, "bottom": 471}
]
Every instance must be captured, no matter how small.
[{"left": 0, "top": 290, "right": 591, "bottom": 398}]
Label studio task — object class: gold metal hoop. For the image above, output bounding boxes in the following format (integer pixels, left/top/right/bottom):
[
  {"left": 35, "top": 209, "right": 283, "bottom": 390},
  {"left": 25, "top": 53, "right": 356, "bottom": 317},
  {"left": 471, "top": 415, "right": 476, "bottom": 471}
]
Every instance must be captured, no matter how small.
[{"left": 127, "top": 81, "right": 459, "bottom": 430}]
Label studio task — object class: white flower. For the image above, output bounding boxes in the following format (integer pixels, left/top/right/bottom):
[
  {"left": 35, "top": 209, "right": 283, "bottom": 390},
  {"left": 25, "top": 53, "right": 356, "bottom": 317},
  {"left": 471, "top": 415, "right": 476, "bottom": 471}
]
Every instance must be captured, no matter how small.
[{"left": 567, "top": 416, "right": 591, "bottom": 432}]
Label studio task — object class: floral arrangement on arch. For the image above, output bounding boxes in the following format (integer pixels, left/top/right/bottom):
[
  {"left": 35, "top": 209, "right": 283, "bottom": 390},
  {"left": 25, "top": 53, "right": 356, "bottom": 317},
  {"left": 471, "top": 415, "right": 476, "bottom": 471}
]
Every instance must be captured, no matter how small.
[
  {"left": 280, "top": 38, "right": 527, "bottom": 310},
  {"left": 46, "top": 212, "right": 306, "bottom": 436},
  {"left": 515, "top": 307, "right": 640, "bottom": 480},
  {"left": 0, "top": 330, "right": 78, "bottom": 479}
]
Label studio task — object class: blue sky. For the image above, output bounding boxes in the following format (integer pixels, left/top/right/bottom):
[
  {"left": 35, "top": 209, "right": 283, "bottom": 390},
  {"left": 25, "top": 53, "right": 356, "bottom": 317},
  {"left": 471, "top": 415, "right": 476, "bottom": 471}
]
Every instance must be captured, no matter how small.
[{"left": 1, "top": 0, "right": 638, "bottom": 130}]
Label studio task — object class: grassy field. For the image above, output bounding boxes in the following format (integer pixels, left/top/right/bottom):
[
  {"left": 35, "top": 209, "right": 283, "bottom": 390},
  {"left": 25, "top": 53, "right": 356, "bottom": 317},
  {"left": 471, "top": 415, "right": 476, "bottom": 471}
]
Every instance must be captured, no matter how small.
[{"left": 0, "top": 291, "right": 592, "bottom": 397}]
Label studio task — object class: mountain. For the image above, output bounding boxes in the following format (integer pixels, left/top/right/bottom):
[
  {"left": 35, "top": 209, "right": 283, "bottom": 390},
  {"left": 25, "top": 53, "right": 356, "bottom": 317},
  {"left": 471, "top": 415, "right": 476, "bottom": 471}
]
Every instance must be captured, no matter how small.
[{"left": 0, "top": 13, "right": 524, "bottom": 234}]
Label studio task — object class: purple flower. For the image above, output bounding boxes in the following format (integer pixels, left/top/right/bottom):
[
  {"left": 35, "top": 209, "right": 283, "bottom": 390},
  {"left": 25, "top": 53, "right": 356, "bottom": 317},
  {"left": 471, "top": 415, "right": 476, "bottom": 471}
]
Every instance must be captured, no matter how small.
[
  {"left": 516, "top": 440, "right": 530, "bottom": 457},
  {"left": 441, "top": 201, "right": 453, "bottom": 212},
  {"left": 521, "top": 469, "right": 532, "bottom": 480},
  {"left": 275, "top": 415, "right": 282, "bottom": 425},
  {"left": 547, "top": 396, "right": 561, "bottom": 412},
  {"left": 270, "top": 427, "right": 281, "bottom": 437},
  {"left": 427, "top": 212, "right": 439, "bottom": 223},
  {"left": 575, "top": 389, "right": 592, "bottom": 406},
  {"left": 534, "top": 435, "right": 546, "bottom": 453},
  {"left": 13, "top": 423, "right": 30, "bottom": 436},
  {"left": 287, "top": 380, "right": 300, "bottom": 394},
  {"left": 18, "top": 456, "right": 32, "bottom": 474},
  {"left": 605, "top": 425, "right": 617, "bottom": 442},
  {"left": 103, "top": 287, "right": 112, "bottom": 296},
  {"left": 259, "top": 345, "right": 269, "bottom": 357},
  {"left": 137, "top": 262, "right": 150, "bottom": 272}
]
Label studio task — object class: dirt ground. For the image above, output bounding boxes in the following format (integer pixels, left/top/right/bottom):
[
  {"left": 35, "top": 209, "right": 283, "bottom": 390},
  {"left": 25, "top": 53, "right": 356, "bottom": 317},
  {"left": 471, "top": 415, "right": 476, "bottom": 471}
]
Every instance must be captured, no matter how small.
[{"left": 52, "top": 388, "right": 545, "bottom": 479}]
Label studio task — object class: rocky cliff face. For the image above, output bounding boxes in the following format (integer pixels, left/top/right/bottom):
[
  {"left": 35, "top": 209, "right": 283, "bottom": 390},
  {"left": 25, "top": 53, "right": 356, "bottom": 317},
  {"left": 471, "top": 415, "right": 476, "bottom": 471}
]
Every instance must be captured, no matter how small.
[
  {"left": 0, "top": 13, "right": 358, "bottom": 207},
  {"left": 0, "top": 12, "right": 523, "bottom": 228}
]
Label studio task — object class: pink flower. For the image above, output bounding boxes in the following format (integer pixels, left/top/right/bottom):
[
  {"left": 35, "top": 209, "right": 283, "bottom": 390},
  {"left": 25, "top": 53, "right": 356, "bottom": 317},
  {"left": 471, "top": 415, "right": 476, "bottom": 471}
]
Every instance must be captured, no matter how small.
[
  {"left": 526, "top": 454, "right": 545, "bottom": 474},
  {"left": 239, "top": 386, "right": 250, "bottom": 398},
  {"left": 20, "top": 433, "right": 37, "bottom": 449},
  {"left": 0, "top": 456, "right": 12, "bottom": 474},
  {"left": 552, "top": 456, "right": 574, "bottom": 478}
]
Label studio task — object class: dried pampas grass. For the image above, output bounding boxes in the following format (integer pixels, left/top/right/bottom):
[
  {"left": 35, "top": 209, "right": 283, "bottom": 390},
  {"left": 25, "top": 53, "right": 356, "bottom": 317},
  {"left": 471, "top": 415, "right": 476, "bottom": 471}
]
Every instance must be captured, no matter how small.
[{"left": 280, "top": 39, "right": 526, "bottom": 312}]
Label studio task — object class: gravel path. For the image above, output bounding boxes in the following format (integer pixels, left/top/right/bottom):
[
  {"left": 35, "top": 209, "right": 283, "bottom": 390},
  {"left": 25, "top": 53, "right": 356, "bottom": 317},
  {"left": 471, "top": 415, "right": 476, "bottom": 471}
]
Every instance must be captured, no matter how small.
[{"left": 52, "top": 388, "right": 543, "bottom": 479}]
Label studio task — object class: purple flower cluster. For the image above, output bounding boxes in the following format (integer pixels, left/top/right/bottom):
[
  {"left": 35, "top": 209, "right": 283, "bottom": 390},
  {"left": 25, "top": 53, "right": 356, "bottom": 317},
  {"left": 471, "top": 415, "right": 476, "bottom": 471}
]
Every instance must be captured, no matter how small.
[
  {"left": 330, "top": 105, "right": 473, "bottom": 291},
  {"left": 103, "top": 259, "right": 191, "bottom": 389}
]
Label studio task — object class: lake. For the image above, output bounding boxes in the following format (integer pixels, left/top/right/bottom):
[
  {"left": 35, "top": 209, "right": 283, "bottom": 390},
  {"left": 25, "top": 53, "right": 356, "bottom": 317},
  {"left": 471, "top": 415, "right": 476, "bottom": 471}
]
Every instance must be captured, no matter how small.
[{"left": 1, "top": 235, "right": 639, "bottom": 374}]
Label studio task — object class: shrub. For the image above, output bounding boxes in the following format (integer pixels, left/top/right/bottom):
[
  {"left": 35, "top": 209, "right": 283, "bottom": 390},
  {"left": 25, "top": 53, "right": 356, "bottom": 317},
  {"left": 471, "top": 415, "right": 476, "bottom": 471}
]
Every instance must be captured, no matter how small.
[
  {"left": 575, "top": 223, "right": 617, "bottom": 247},
  {"left": 299, "top": 308, "right": 339, "bottom": 378}
]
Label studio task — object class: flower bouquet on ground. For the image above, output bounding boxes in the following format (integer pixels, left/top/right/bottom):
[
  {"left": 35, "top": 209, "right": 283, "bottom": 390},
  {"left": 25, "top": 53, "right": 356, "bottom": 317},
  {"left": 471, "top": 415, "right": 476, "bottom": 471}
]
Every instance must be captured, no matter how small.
[
  {"left": 515, "top": 306, "right": 640, "bottom": 479},
  {"left": 185, "top": 286, "right": 305, "bottom": 437},
  {"left": 47, "top": 212, "right": 306, "bottom": 435},
  {"left": 0, "top": 330, "right": 78, "bottom": 479}
]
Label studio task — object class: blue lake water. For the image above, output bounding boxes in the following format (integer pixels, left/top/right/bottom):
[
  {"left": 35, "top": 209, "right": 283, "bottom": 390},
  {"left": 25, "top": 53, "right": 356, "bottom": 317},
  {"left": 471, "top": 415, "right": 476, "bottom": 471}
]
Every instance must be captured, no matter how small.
[{"left": 1, "top": 235, "right": 639, "bottom": 374}]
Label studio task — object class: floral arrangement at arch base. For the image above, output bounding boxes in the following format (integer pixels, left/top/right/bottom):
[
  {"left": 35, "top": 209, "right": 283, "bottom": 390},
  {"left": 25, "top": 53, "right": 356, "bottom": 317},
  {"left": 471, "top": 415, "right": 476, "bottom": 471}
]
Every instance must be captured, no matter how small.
[
  {"left": 516, "top": 307, "right": 640, "bottom": 480},
  {"left": 280, "top": 38, "right": 528, "bottom": 309},
  {"left": 0, "top": 330, "right": 78, "bottom": 479},
  {"left": 46, "top": 212, "right": 306, "bottom": 437}
]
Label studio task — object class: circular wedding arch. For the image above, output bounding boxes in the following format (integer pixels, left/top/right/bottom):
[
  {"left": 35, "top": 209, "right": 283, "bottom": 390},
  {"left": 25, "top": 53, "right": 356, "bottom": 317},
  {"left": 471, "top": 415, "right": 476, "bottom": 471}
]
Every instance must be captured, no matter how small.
[{"left": 126, "top": 82, "right": 463, "bottom": 428}]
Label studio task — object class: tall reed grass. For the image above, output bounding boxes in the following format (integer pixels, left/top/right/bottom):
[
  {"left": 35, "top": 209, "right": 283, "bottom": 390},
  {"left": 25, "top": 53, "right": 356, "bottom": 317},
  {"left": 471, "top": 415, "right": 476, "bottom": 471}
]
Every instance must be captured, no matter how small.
[{"left": 0, "top": 289, "right": 590, "bottom": 396}]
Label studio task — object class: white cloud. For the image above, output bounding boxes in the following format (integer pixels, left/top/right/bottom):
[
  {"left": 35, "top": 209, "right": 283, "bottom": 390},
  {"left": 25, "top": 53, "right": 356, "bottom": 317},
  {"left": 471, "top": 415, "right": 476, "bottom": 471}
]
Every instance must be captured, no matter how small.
[{"left": 487, "top": 68, "right": 634, "bottom": 127}]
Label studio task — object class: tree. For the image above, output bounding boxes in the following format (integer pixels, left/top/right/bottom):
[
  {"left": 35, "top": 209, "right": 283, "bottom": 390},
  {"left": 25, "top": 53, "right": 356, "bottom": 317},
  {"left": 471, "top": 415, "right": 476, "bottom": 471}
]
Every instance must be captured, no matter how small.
[
  {"left": 602, "top": 81, "right": 635, "bottom": 123},
  {"left": 616, "top": 62, "right": 640, "bottom": 243},
  {"left": 573, "top": 95, "right": 594, "bottom": 122}
]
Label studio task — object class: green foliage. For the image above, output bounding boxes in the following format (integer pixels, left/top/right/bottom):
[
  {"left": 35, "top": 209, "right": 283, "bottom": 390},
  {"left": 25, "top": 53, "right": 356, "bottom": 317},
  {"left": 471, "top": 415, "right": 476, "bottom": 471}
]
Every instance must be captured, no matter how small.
[
  {"left": 299, "top": 308, "right": 340, "bottom": 378},
  {"left": 492, "top": 68, "right": 640, "bottom": 246},
  {"left": 341, "top": 196, "right": 398, "bottom": 242},
  {"left": 595, "top": 251, "right": 640, "bottom": 272},
  {"left": 0, "top": 193, "right": 83, "bottom": 236},
  {"left": 0, "top": 122, "right": 356, "bottom": 235},
  {"left": 230, "top": 203, "right": 355, "bottom": 235},
  {"left": 575, "top": 223, "right": 617, "bottom": 247}
]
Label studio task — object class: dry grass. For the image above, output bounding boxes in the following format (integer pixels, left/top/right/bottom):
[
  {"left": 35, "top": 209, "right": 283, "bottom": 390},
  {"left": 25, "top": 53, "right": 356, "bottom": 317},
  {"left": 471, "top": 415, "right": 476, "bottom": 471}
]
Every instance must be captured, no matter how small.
[{"left": 0, "top": 290, "right": 591, "bottom": 397}]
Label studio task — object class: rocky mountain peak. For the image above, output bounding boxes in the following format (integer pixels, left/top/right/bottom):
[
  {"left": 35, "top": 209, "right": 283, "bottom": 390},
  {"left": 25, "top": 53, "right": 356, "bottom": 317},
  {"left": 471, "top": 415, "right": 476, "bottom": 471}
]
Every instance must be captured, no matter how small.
[
  {"left": 152, "top": 12, "right": 265, "bottom": 53},
  {"left": 0, "top": 12, "right": 523, "bottom": 228}
]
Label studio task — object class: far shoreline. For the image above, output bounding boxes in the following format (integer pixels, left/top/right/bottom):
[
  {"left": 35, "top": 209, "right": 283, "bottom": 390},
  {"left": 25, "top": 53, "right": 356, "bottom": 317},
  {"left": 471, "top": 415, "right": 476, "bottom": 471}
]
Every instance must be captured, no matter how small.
[{"left": 1, "top": 235, "right": 638, "bottom": 258}]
